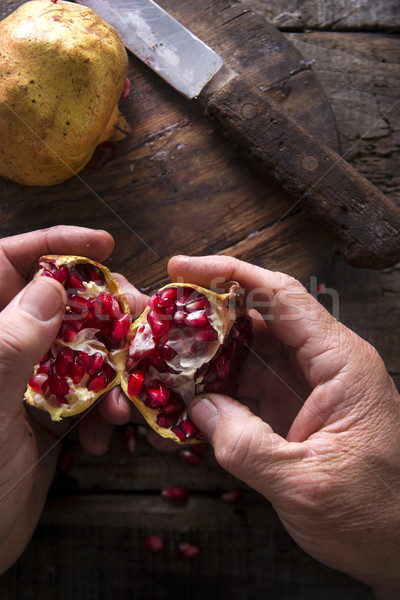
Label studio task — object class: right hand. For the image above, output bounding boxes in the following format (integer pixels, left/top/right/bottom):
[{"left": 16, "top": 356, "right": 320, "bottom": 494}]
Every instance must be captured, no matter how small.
[{"left": 168, "top": 254, "right": 400, "bottom": 600}]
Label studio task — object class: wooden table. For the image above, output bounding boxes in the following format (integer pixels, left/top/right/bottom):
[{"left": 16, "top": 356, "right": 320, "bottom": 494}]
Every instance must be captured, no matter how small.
[{"left": 1, "top": 1, "right": 399, "bottom": 598}]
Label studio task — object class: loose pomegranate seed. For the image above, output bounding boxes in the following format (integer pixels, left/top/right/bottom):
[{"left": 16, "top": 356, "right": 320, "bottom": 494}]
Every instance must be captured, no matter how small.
[
  {"left": 161, "top": 486, "right": 189, "bottom": 505},
  {"left": 221, "top": 488, "right": 244, "bottom": 503},
  {"left": 47, "top": 373, "right": 69, "bottom": 397},
  {"left": 142, "top": 535, "right": 164, "bottom": 552},
  {"left": 122, "top": 424, "right": 138, "bottom": 453},
  {"left": 29, "top": 373, "right": 48, "bottom": 391},
  {"left": 180, "top": 448, "right": 202, "bottom": 466},
  {"left": 185, "top": 310, "right": 209, "bottom": 327},
  {"left": 147, "top": 309, "right": 170, "bottom": 338},
  {"left": 176, "top": 541, "right": 201, "bottom": 559},
  {"left": 87, "top": 352, "right": 105, "bottom": 375},
  {"left": 127, "top": 371, "right": 145, "bottom": 396},
  {"left": 146, "top": 383, "right": 170, "bottom": 407},
  {"left": 54, "top": 347, "right": 74, "bottom": 378}
]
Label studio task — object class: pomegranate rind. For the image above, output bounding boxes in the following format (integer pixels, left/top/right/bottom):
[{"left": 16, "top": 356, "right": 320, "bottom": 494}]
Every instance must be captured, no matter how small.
[
  {"left": 121, "top": 282, "right": 247, "bottom": 445},
  {"left": 24, "top": 255, "right": 130, "bottom": 421}
]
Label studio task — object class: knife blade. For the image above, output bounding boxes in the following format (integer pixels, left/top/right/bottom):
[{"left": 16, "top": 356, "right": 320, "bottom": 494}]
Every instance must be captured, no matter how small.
[{"left": 77, "top": 0, "right": 400, "bottom": 269}]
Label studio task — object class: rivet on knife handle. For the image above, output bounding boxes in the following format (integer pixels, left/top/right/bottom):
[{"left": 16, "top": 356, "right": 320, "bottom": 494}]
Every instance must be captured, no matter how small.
[{"left": 200, "top": 72, "right": 400, "bottom": 269}]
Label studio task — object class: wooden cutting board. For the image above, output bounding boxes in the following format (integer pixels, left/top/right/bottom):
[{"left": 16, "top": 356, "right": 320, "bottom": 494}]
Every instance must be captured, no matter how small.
[{"left": 0, "top": 0, "right": 339, "bottom": 288}]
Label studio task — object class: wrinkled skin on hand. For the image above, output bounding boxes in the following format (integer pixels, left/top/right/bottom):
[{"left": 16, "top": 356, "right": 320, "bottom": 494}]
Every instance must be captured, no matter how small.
[
  {"left": 168, "top": 255, "right": 400, "bottom": 600},
  {"left": 0, "top": 226, "right": 146, "bottom": 573}
]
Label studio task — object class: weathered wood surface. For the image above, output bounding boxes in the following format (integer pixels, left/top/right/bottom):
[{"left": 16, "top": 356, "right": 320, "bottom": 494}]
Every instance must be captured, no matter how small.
[
  {"left": 0, "top": 2, "right": 399, "bottom": 600},
  {"left": 242, "top": 0, "right": 400, "bottom": 31}
]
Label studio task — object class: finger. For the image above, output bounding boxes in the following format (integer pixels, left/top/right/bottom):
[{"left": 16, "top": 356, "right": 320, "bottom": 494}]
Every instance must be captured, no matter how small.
[
  {"left": 0, "top": 226, "right": 114, "bottom": 307},
  {"left": 188, "top": 393, "right": 307, "bottom": 500},
  {"left": 111, "top": 273, "right": 148, "bottom": 318},
  {"left": 97, "top": 387, "right": 133, "bottom": 425},
  {"left": 0, "top": 277, "right": 66, "bottom": 422},
  {"left": 78, "top": 404, "right": 114, "bottom": 455},
  {"left": 169, "top": 255, "right": 357, "bottom": 387},
  {"left": 147, "top": 429, "right": 181, "bottom": 452}
]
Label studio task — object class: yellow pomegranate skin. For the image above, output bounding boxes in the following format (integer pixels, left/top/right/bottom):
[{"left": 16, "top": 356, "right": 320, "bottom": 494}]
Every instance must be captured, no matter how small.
[{"left": 0, "top": 0, "right": 129, "bottom": 186}]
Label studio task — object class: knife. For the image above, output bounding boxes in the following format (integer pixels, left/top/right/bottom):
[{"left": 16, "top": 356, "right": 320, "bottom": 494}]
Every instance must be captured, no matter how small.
[{"left": 77, "top": 0, "right": 400, "bottom": 269}]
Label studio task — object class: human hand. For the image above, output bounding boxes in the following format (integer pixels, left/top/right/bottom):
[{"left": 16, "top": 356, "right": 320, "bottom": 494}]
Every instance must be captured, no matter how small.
[
  {"left": 0, "top": 226, "right": 142, "bottom": 573},
  {"left": 168, "top": 255, "right": 400, "bottom": 600}
]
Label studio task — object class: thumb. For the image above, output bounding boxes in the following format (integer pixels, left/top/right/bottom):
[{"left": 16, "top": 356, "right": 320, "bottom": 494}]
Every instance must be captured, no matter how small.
[
  {"left": 0, "top": 277, "right": 66, "bottom": 417},
  {"left": 189, "top": 393, "right": 307, "bottom": 499}
]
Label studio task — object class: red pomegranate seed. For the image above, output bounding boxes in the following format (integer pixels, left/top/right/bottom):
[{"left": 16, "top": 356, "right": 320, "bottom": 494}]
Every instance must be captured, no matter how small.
[
  {"left": 70, "top": 355, "right": 87, "bottom": 385},
  {"left": 148, "top": 351, "right": 167, "bottom": 372},
  {"left": 186, "top": 296, "right": 209, "bottom": 312},
  {"left": 99, "top": 293, "right": 121, "bottom": 319},
  {"left": 171, "top": 425, "right": 187, "bottom": 442},
  {"left": 110, "top": 313, "right": 132, "bottom": 341},
  {"left": 192, "top": 442, "right": 209, "bottom": 454},
  {"left": 221, "top": 488, "right": 244, "bottom": 503},
  {"left": 175, "top": 287, "right": 194, "bottom": 307},
  {"left": 87, "top": 373, "right": 108, "bottom": 392},
  {"left": 47, "top": 373, "right": 69, "bottom": 397},
  {"left": 127, "top": 371, "right": 145, "bottom": 396},
  {"left": 29, "top": 373, "right": 48, "bottom": 391},
  {"left": 87, "top": 352, "right": 105, "bottom": 375},
  {"left": 54, "top": 347, "right": 74, "bottom": 377},
  {"left": 161, "top": 486, "right": 189, "bottom": 505},
  {"left": 180, "top": 418, "right": 198, "bottom": 437},
  {"left": 156, "top": 413, "right": 177, "bottom": 428},
  {"left": 176, "top": 541, "right": 201, "bottom": 559},
  {"left": 147, "top": 309, "right": 170, "bottom": 338},
  {"left": 67, "top": 294, "right": 89, "bottom": 315},
  {"left": 147, "top": 293, "right": 160, "bottom": 309},
  {"left": 86, "top": 265, "right": 105, "bottom": 286},
  {"left": 159, "top": 287, "right": 177, "bottom": 306},
  {"left": 66, "top": 270, "right": 85, "bottom": 291},
  {"left": 180, "top": 448, "right": 202, "bottom": 466},
  {"left": 146, "top": 383, "right": 170, "bottom": 407},
  {"left": 43, "top": 265, "right": 69, "bottom": 285},
  {"left": 195, "top": 325, "right": 218, "bottom": 342},
  {"left": 158, "top": 343, "right": 177, "bottom": 361},
  {"left": 122, "top": 424, "right": 138, "bottom": 453},
  {"left": 58, "top": 323, "right": 78, "bottom": 342},
  {"left": 37, "top": 360, "right": 52, "bottom": 375},
  {"left": 173, "top": 310, "right": 187, "bottom": 325},
  {"left": 185, "top": 310, "right": 209, "bottom": 327},
  {"left": 142, "top": 535, "right": 164, "bottom": 553}
]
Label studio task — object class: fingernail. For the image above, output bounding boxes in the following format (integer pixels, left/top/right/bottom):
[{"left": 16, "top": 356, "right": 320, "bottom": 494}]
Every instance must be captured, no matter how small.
[
  {"left": 20, "top": 279, "right": 65, "bottom": 321},
  {"left": 190, "top": 397, "right": 219, "bottom": 440}
]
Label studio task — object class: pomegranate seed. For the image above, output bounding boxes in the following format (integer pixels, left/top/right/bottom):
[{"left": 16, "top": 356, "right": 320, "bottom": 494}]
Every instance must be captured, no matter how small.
[
  {"left": 147, "top": 293, "right": 160, "bottom": 309},
  {"left": 195, "top": 325, "right": 218, "bottom": 342},
  {"left": 171, "top": 425, "right": 187, "bottom": 442},
  {"left": 57, "top": 396, "right": 69, "bottom": 405},
  {"left": 148, "top": 351, "right": 167, "bottom": 372},
  {"left": 156, "top": 413, "right": 177, "bottom": 428},
  {"left": 180, "top": 448, "right": 202, "bottom": 466},
  {"left": 29, "top": 373, "right": 48, "bottom": 391},
  {"left": 58, "top": 323, "right": 78, "bottom": 342},
  {"left": 161, "top": 486, "right": 189, "bottom": 505},
  {"left": 186, "top": 296, "right": 209, "bottom": 312},
  {"left": 86, "top": 265, "right": 105, "bottom": 286},
  {"left": 99, "top": 293, "right": 122, "bottom": 319},
  {"left": 146, "top": 383, "right": 170, "bottom": 407},
  {"left": 87, "top": 373, "right": 108, "bottom": 392},
  {"left": 142, "top": 535, "right": 164, "bottom": 552},
  {"left": 159, "top": 287, "right": 177, "bottom": 306},
  {"left": 70, "top": 355, "right": 86, "bottom": 385},
  {"left": 192, "top": 442, "right": 209, "bottom": 454},
  {"left": 185, "top": 310, "right": 209, "bottom": 327},
  {"left": 122, "top": 424, "right": 138, "bottom": 453},
  {"left": 175, "top": 287, "right": 195, "bottom": 307},
  {"left": 180, "top": 418, "right": 198, "bottom": 437},
  {"left": 127, "top": 371, "right": 145, "bottom": 396},
  {"left": 47, "top": 373, "right": 69, "bottom": 397},
  {"left": 66, "top": 270, "right": 85, "bottom": 291},
  {"left": 76, "top": 351, "right": 90, "bottom": 370},
  {"left": 67, "top": 294, "right": 89, "bottom": 315},
  {"left": 176, "top": 541, "right": 201, "bottom": 559},
  {"left": 147, "top": 309, "right": 170, "bottom": 338},
  {"left": 37, "top": 360, "right": 52, "bottom": 375},
  {"left": 158, "top": 343, "right": 177, "bottom": 361},
  {"left": 43, "top": 265, "right": 69, "bottom": 285},
  {"left": 221, "top": 488, "right": 243, "bottom": 503},
  {"left": 103, "top": 364, "right": 115, "bottom": 384},
  {"left": 162, "top": 392, "right": 186, "bottom": 416},
  {"left": 110, "top": 313, "right": 132, "bottom": 341},
  {"left": 215, "top": 356, "right": 231, "bottom": 380},
  {"left": 87, "top": 352, "right": 105, "bottom": 375},
  {"left": 54, "top": 347, "right": 74, "bottom": 378},
  {"left": 173, "top": 310, "right": 187, "bottom": 325}
]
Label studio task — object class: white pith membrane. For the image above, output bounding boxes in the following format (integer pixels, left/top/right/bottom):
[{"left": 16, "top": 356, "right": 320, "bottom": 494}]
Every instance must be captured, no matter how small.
[{"left": 25, "top": 256, "right": 252, "bottom": 444}]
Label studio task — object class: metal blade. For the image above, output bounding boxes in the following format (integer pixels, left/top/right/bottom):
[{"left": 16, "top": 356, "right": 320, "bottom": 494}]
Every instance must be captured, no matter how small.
[{"left": 78, "top": 0, "right": 225, "bottom": 99}]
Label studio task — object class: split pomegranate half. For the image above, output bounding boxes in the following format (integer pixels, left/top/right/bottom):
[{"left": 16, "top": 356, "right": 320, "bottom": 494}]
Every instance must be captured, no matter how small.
[{"left": 25, "top": 255, "right": 253, "bottom": 444}]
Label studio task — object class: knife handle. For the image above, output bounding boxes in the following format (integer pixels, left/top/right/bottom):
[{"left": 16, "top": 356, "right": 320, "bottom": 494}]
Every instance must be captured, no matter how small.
[{"left": 200, "top": 73, "right": 400, "bottom": 269}]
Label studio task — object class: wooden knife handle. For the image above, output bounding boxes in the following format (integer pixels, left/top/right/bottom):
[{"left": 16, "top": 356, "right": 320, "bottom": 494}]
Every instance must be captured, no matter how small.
[{"left": 199, "top": 73, "right": 400, "bottom": 269}]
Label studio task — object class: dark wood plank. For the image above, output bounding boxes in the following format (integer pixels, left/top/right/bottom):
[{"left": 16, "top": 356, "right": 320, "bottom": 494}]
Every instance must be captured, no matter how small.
[
  {"left": 0, "top": 493, "right": 375, "bottom": 600},
  {"left": 242, "top": 0, "right": 400, "bottom": 31}
]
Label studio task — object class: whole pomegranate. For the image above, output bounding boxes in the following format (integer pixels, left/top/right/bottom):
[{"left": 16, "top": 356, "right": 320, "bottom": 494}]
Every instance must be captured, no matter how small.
[
  {"left": 0, "top": 0, "right": 129, "bottom": 186},
  {"left": 25, "top": 256, "right": 253, "bottom": 444}
]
